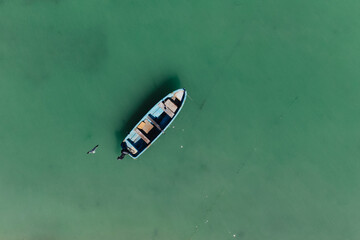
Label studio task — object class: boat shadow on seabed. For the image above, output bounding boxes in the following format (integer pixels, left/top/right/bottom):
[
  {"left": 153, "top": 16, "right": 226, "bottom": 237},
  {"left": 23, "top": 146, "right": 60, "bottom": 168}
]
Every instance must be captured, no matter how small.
[{"left": 114, "top": 75, "right": 181, "bottom": 154}]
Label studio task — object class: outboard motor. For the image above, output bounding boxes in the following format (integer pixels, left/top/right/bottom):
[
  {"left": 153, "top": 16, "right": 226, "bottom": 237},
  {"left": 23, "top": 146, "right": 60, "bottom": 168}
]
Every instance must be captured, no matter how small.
[{"left": 117, "top": 148, "right": 130, "bottom": 160}]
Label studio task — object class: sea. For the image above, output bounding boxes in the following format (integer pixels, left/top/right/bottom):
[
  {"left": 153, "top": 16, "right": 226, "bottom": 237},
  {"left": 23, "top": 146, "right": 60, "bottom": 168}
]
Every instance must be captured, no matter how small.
[{"left": 1, "top": 0, "right": 360, "bottom": 239}]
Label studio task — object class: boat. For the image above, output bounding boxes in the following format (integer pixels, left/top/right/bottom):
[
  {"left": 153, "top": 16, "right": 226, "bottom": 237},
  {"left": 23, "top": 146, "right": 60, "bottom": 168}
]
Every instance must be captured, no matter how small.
[{"left": 118, "top": 88, "right": 187, "bottom": 160}]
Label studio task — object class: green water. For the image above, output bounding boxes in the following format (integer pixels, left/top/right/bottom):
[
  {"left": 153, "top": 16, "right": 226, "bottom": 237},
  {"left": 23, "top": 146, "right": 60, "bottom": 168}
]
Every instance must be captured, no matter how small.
[{"left": 1, "top": 0, "right": 360, "bottom": 239}]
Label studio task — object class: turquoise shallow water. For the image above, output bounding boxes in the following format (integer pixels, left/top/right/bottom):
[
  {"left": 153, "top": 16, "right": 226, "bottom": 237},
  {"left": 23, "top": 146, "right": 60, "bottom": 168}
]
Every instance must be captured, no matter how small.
[{"left": 1, "top": 0, "right": 360, "bottom": 239}]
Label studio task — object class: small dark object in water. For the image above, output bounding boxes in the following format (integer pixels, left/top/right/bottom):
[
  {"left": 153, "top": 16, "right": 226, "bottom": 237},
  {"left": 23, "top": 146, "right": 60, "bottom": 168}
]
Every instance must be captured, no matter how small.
[{"left": 87, "top": 145, "right": 99, "bottom": 154}]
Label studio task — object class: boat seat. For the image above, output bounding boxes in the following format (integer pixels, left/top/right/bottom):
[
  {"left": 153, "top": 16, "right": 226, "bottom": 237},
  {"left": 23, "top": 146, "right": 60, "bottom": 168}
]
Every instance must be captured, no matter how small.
[
  {"left": 147, "top": 115, "right": 162, "bottom": 131},
  {"left": 165, "top": 99, "right": 178, "bottom": 113},
  {"left": 159, "top": 101, "right": 175, "bottom": 118},
  {"left": 134, "top": 128, "right": 150, "bottom": 144},
  {"left": 138, "top": 119, "right": 153, "bottom": 134},
  {"left": 124, "top": 140, "right": 138, "bottom": 154}
]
